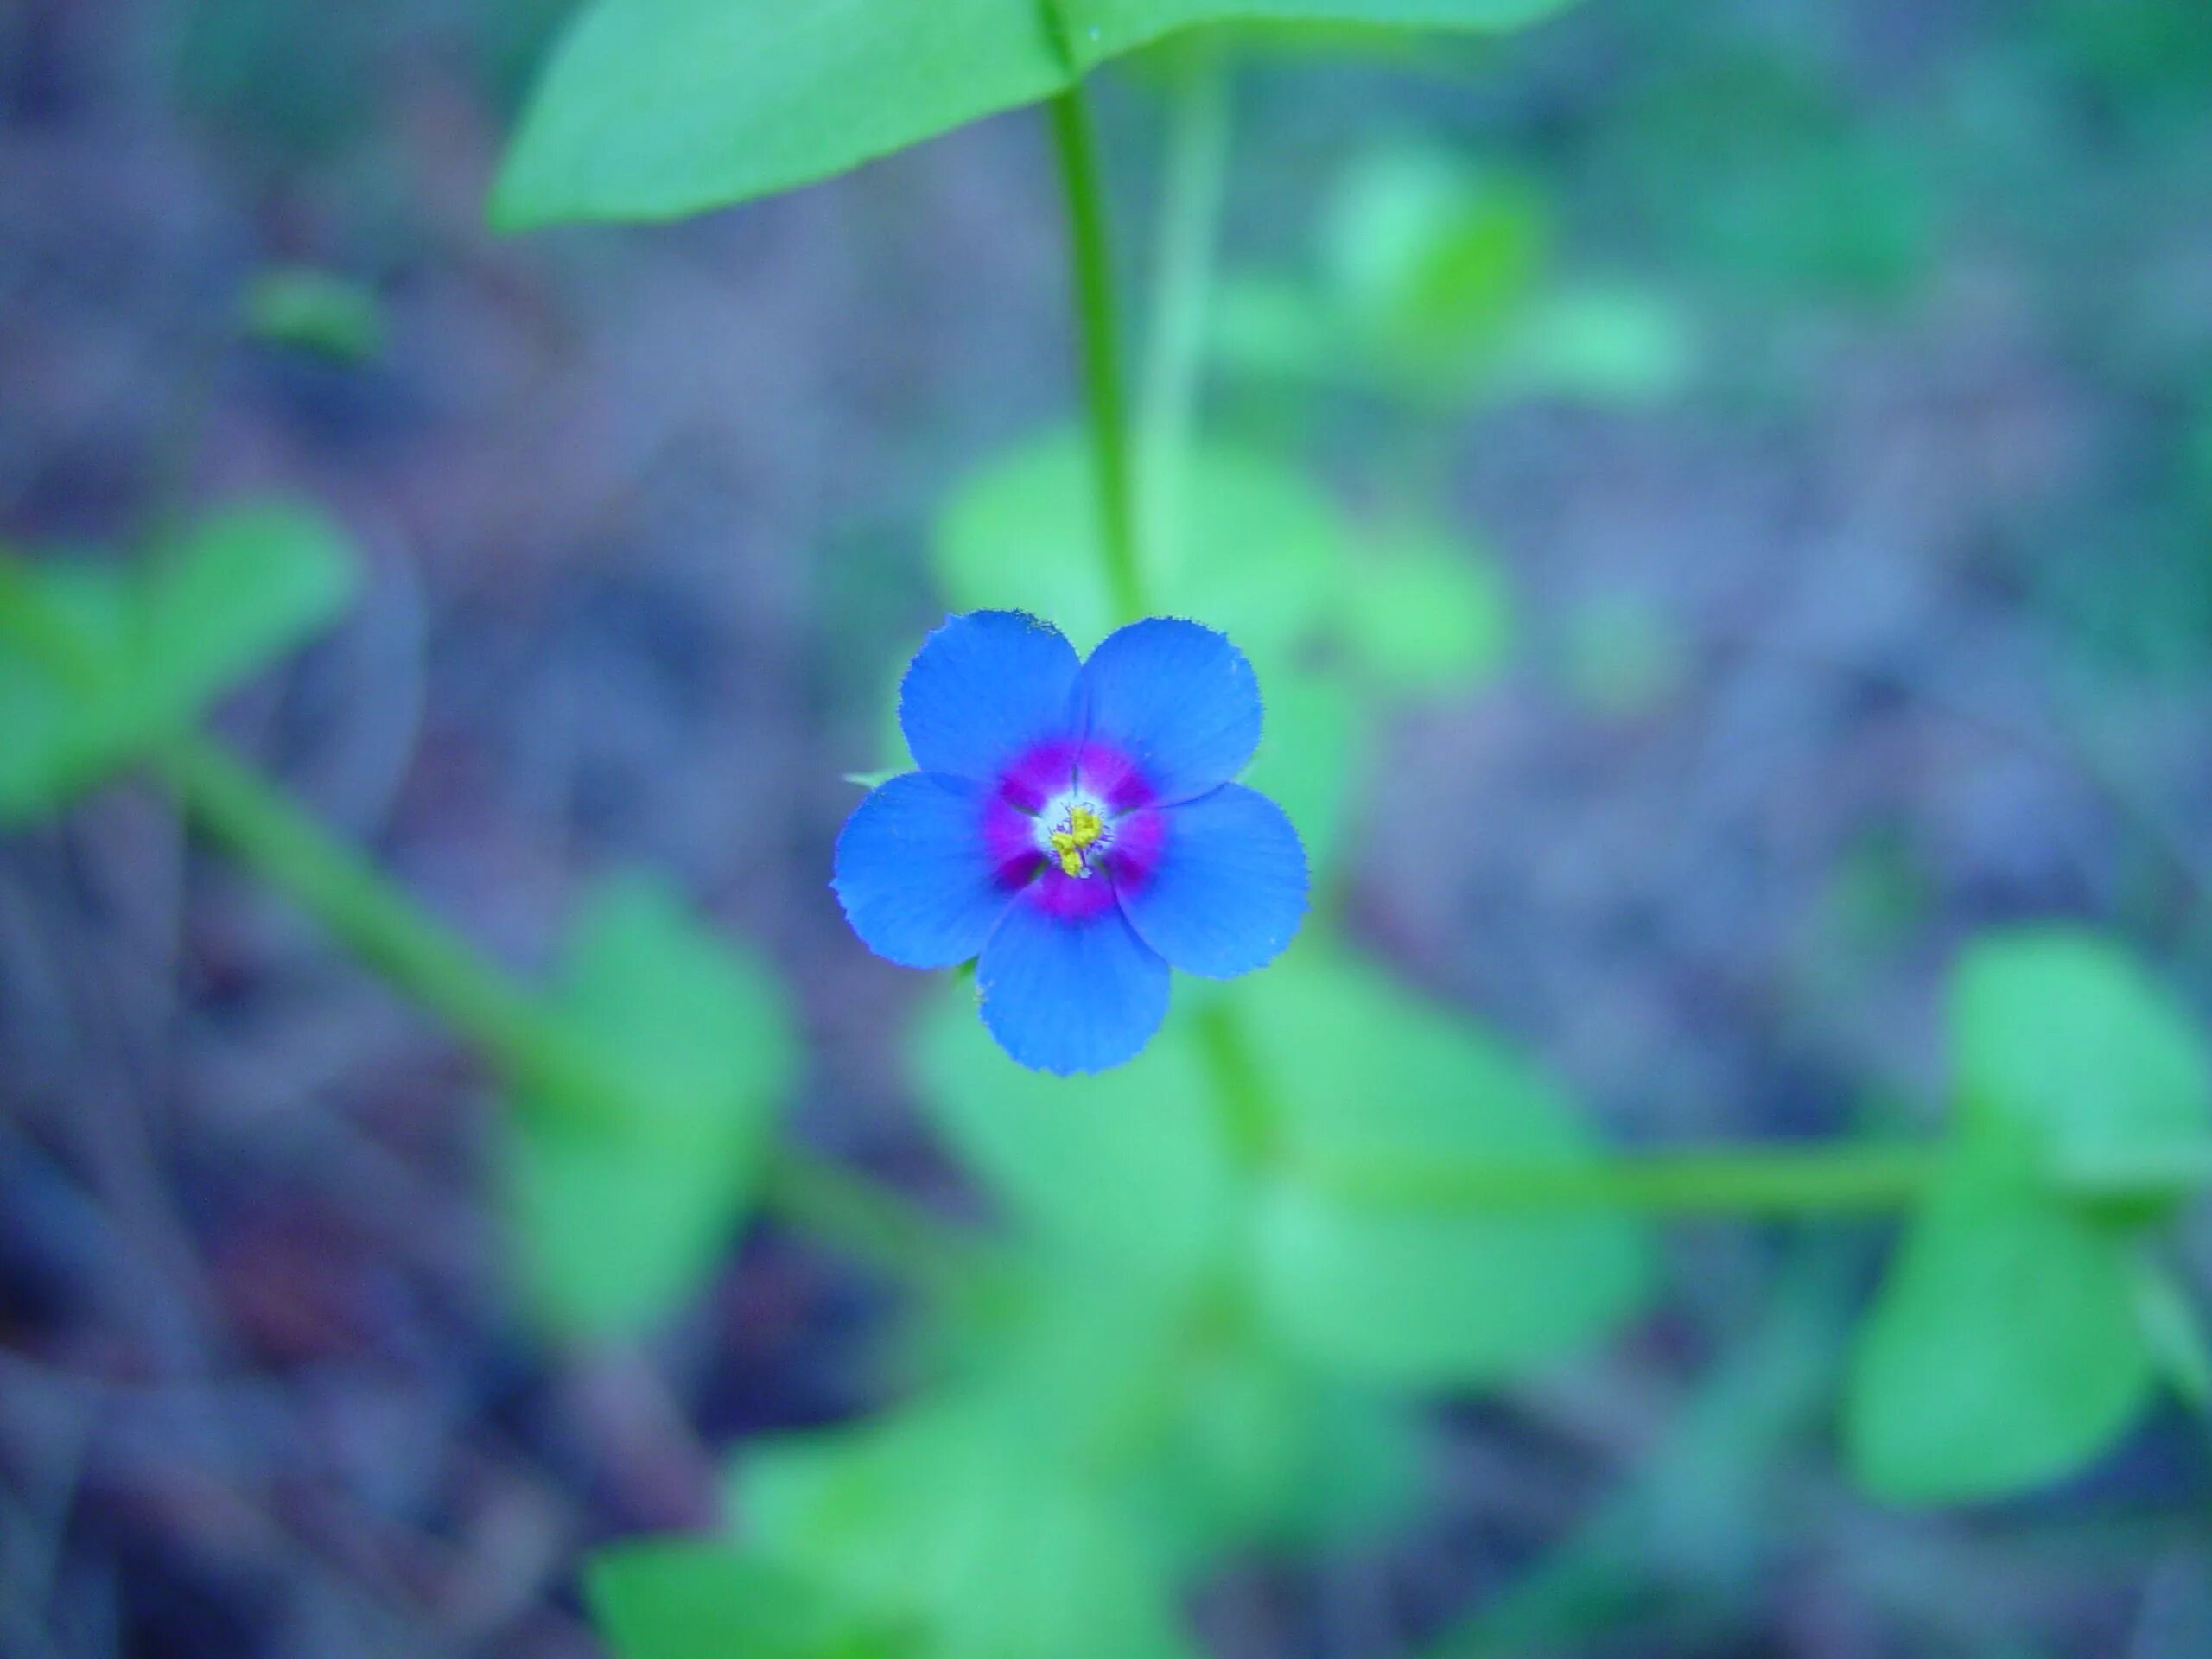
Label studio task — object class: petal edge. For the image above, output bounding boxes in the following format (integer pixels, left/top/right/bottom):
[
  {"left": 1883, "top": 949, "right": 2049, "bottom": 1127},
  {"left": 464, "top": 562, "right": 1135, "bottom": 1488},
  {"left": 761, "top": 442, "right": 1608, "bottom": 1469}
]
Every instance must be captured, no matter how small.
[
  {"left": 1117, "top": 784, "right": 1307, "bottom": 980},
  {"left": 834, "top": 772, "right": 1014, "bottom": 969}
]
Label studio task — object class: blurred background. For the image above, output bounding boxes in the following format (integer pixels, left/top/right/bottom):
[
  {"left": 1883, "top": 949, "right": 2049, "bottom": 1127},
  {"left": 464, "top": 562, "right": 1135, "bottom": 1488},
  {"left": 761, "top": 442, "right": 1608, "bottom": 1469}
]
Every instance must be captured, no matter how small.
[{"left": 5, "top": 0, "right": 2212, "bottom": 1654}]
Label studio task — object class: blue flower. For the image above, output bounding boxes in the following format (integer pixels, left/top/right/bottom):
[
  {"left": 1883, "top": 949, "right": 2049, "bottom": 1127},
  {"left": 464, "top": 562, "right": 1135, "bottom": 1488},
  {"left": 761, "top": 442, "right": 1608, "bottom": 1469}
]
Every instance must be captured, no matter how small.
[{"left": 835, "top": 612, "right": 1309, "bottom": 1074}]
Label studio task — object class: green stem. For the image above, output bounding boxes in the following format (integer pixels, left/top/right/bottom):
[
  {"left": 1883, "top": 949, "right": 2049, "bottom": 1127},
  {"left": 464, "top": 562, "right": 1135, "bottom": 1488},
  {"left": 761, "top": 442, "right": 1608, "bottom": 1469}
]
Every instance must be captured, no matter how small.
[
  {"left": 151, "top": 731, "right": 973, "bottom": 1285},
  {"left": 158, "top": 735, "right": 558, "bottom": 1094},
  {"left": 1303, "top": 1140, "right": 2212, "bottom": 1216},
  {"left": 760, "top": 1147, "right": 986, "bottom": 1292},
  {"left": 1048, "top": 83, "right": 1146, "bottom": 624},
  {"left": 1136, "top": 43, "right": 1233, "bottom": 580}
]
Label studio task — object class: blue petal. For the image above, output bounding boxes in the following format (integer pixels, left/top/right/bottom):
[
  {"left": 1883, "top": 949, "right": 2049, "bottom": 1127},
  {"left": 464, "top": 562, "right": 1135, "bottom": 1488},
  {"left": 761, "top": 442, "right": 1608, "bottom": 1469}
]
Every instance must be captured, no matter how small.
[
  {"left": 976, "top": 900, "right": 1171, "bottom": 1074},
  {"left": 833, "top": 772, "right": 1013, "bottom": 969},
  {"left": 1118, "top": 785, "right": 1307, "bottom": 979},
  {"left": 1079, "top": 619, "right": 1262, "bottom": 804},
  {"left": 899, "top": 611, "right": 1081, "bottom": 782}
]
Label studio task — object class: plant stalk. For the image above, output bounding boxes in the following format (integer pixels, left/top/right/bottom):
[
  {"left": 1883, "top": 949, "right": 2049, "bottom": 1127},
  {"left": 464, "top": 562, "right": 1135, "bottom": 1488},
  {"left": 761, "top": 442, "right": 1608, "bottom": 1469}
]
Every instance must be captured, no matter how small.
[
  {"left": 1048, "top": 83, "right": 1146, "bottom": 624},
  {"left": 1304, "top": 1139, "right": 2212, "bottom": 1216},
  {"left": 1137, "top": 43, "right": 1233, "bottom": 578},
  {"left": 154, "top": 732, "right": 973, "bottom": 1285}
]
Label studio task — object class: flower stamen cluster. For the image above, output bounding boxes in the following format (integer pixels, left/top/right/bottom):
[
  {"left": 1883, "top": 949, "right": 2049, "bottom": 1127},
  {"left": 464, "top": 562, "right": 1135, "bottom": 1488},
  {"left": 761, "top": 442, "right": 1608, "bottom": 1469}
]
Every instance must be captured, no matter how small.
[{"left": 1044, "top": 797, "right": 1109, "bottom": 878}]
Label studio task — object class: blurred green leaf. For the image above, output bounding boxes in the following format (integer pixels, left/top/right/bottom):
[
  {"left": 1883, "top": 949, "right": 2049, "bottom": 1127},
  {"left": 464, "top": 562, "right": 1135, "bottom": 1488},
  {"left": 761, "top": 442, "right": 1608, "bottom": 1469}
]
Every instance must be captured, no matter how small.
[
  {"left": 493, "top": 0, "right": 1065, "bottom": 228},
  {"left": 0, "top": 564, "right": 146, "bottom": 824},
  {"left": 506, "top": 875, "right": 796, "bottom": 1338},
  {"left": 934, "top": 430, "right": 1345, "bottom": 670},
  {"left": 1951, "top": 927, "right": 2211, "bottom": 1180},
  {"left": 1845, "top": 1133, "right": 2155, "bottom": 1504},
  {"left": 1244, "top": 940, "right": 1653, "bottom": 1386},
  {"left": 912, "top": 982, "right": 1236, "bottom": 1300},
  {"left": 1343, "top": 525, "right": 1515, "bottom": 696},
  {"left": 241, "top": 268, "right": 385, "bottom": 364},
  {"left": 738, "top": 1383, "right": 1201, "bottom": 1659},
  {"left": 1488, "top": 283, "right": 1695, "bottom": 406},
  {"left": 588, "top": 1540, "right": 899, "bottom": 1659},
  {"left": 495, "top": 0, "right": 1580, "bottom": 228},
  {"left": 1322, "top": 146, "right": 1551, "bottom": 395},
  {"left": 0, "top": 504, "right": 358, "bottom": 825},
  {"left": 137, "top": 504, "right": 360, "bottom": 715},
  {"left": 1147, "top": 1336, "right": 1425, "bottom": 1554},
  {"left": 1211, "top": 273, "right": 1345, "bottom": 384}
]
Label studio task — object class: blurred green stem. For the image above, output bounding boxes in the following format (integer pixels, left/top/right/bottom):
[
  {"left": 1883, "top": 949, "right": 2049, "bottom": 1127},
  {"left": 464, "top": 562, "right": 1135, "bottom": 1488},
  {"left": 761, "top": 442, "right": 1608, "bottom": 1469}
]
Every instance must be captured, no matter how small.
[
  {"left": 160, "top": 736, "right": 556, "bottom": 1094},
  {"left": 1049, "top": 83, "right": 1146, "bottom": 623},
  {"left": 1137, "top": 43, "right": 1232, "bottom": 577},
  {"left": 149, "top": 731, "right": 977, "bottom": 1287},
  {"left": 1194, "top": 1001, "right": 1275, "bottom": 1168},
  {"left": 1307, "top": 1140, "right": 2212, "bottom": 1214}
]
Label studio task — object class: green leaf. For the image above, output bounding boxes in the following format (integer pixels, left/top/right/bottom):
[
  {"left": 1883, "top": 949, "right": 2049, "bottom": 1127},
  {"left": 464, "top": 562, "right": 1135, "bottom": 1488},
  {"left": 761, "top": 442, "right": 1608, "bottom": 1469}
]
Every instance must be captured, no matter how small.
[
  {"left": 1342, "top": 525, "right": 1514, "bottom": 696},
  {"left": 1321, "top": 145, "right": 1551, "bottom": 395},
  {"left": 0, "top": 564, "right": 144, "bottom": 824},
  {"left": 493, "top": 0, "right": 1065, "bottom": 229},
  {"left": 1845, "top": 1135, "right": 2156, "bottom": 1504},
  {"left": 1064, "top": 0, "right": 1583, "bottom": 65},
  {"left": 242, "top": 268, "right": 385, "bottom": 364},
  {"left": 738, "top": 1387, "right": 1201, "bottom": 1659},
  {"left": 1950, "top": 927, "right": 2212, "bottom": 1179},
  {"left": 587, "top": 1541, "right": 894, "bottom": 1659},
  {"left": 934, "top": 430, "right": 1344, "bottom": 669},
  {"left": 911, "top": 982, "right": 1238, "bottom": 1301},
  {"left": 495, "top": 0, "right": 1582, "bottom": 229},
  {"left": 505, "top": 875, "right": 797, "bottom": 1338},
  {"left": 1486, "top": 283, "right": 1694, "bottom": 406},
  {"left": 1244, "top": 939, "right": 1652, "bottom": 1387},
  {"left": 1210, "top": 274, "right": 1345, "bottom": 385},
  {"left": 0, "top": 504, "right": 358, "bottom": 826},
  {"left": 1145, "top": 1338, "right": 1424, "bottom": 1556},
  {"left": 137, "top": 504, "right": 359, "bottom": 715}
]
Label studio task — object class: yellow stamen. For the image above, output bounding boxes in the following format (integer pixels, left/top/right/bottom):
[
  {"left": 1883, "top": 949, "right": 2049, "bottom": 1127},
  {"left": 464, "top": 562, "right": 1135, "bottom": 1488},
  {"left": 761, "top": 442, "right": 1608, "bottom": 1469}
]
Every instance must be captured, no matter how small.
[{"left": 1046, "top": 804, "right": 1106, "bottom": 878}]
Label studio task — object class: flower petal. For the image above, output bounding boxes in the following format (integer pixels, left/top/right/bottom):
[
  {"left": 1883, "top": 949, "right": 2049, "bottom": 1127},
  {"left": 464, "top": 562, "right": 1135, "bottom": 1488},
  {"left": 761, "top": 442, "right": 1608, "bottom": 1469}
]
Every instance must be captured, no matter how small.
[
  {"left": 977, "top": 900, "right": 1171, "bottom": 1074},
  {"left": 1078, "top": 618, "right": 1262, "bottom": 804},
  {"left": 1117, "top": 785, "right": 1307, "bottom": 979},
  {"left": 833, "top": 772, "right": 1015, "bottom": 968},
  {"left": 900, "top": 611, "right": 1081, "bottom": 782}
]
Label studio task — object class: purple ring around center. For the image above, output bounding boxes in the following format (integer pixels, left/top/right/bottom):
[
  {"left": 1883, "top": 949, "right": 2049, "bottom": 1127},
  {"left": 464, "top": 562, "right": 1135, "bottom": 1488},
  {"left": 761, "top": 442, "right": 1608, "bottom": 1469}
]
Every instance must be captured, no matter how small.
[{"left": 981, "top": 739, "right": 1167, "bottom": 921}]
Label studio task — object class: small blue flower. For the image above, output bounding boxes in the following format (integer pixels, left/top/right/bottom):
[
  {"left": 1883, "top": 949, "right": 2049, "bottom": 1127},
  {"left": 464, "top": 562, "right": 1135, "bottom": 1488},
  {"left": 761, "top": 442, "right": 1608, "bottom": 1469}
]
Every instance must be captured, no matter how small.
[{"left": 835, "top": 612, "right": 1309, "bottom": 1074}]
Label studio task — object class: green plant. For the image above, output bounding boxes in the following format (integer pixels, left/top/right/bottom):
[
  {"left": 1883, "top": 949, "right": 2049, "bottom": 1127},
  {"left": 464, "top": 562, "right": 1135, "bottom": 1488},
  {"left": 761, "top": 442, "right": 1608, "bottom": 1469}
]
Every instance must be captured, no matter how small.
[{"left": 7, "top": 4, "right": 2210, "bottom": 1656}]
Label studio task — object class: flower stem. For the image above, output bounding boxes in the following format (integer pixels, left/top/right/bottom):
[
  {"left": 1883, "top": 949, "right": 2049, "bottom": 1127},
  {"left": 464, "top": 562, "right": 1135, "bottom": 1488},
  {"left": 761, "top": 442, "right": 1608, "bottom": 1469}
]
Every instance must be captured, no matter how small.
[
  {"left": 157, "top": 735, "right": 560, "bottom": 1098},
  {"left": 1048, "top": 83, "right": 1146, "bottom": 625},
  {"left": 1302, "top": 1139, "right": 2212, "bottom": 1215},
  {"left": 1136, "top": 42, "right": 1233, "bottom": 580},
  {"left": 149, "top": 728, "right": 976, "bottom": 1286}
]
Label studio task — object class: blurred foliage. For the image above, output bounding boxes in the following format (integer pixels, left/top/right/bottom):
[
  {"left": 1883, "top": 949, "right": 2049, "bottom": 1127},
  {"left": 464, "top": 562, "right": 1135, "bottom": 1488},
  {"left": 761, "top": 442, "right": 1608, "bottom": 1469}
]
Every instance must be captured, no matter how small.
[
  {"left": 491, "top": 0, "right": 1587, "bottom": 226},
  {"left": 241, "top": 268, "right": 386, "bottom": 364},
  {"left": 0, "top": 505, "right": 356, "bottom": 823},
  {"left": 1216, "top": 142, "right": 1692, "bottom": 408},
  {"left": 1847, "top": 930, "right": 2212, "bottom": 1503},
  {"left": 504, "top": 874, "right": 797, "bottom": 1339},
  {"left": 10, "top": 0, "right": 2212, "bottom": 1654},
  {"left": 928, "top": 429, "right": 1510, "bottom": 876}
]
